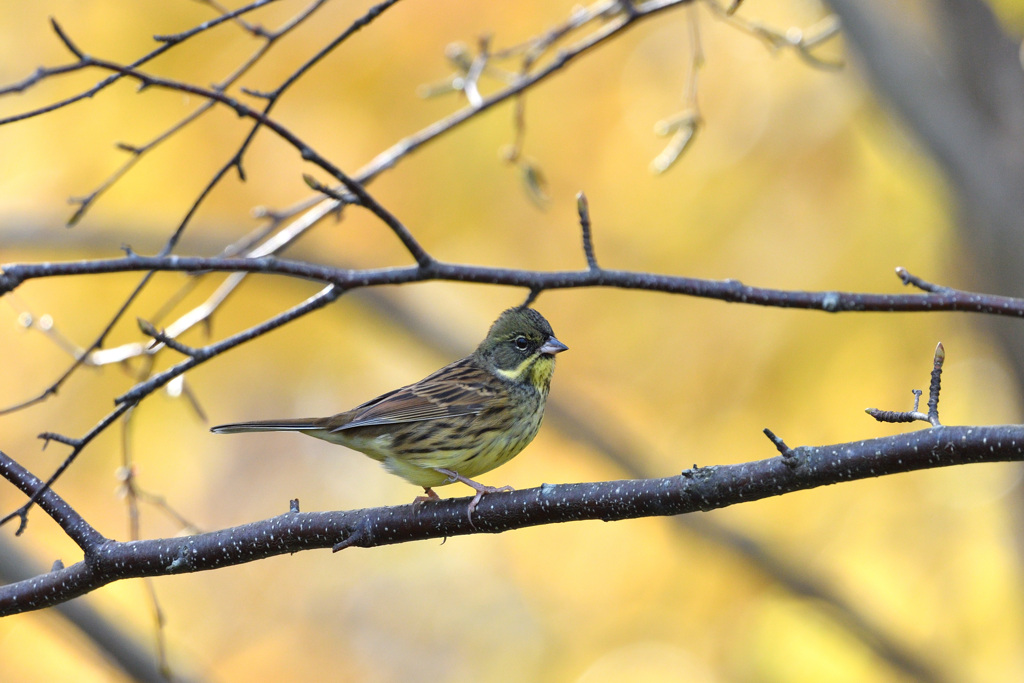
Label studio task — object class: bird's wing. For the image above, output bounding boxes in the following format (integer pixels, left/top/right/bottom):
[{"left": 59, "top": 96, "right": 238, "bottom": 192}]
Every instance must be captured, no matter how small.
[{"left": 329, "top": 358, "right": 500, "bottom": 432}]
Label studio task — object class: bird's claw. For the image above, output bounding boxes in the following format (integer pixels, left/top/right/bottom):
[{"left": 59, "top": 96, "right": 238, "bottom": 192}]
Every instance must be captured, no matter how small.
[{"left": 432, "top": 468, "right": 514, "bottom": 525}]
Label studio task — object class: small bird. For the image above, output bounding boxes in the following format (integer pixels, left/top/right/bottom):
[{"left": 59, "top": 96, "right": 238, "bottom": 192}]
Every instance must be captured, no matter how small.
[{"left": 211, "top": 306, "right": 567, "bottom": 517}]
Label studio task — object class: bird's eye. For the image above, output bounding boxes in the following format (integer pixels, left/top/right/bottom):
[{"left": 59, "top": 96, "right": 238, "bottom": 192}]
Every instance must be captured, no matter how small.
[{"left": 514, "top": 335, "right": 529, "bottom": 350}]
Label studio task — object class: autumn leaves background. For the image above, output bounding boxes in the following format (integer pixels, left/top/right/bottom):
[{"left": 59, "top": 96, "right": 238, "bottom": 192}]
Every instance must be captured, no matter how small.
[{"left": 2, "top": 1, "right": 1024, "bottom": 681}]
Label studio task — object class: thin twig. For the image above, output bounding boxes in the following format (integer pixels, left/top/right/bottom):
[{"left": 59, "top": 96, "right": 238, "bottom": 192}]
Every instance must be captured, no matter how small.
[
  {"left": 866, "top": 343, "right": 946, "bottom": 427},
  {"left": 54, "top": 48, "right": 430, "bottom": 266},
  {"left": 0, "top": 0, "right": 279, "bottom": 119},
  {"left": 68, "top": 0, "right": 329, "bottom": 226},
  {"left": 927, "top": 342, "right": 944, "bottom": 424},
  {"left": 577, "top": 192, "right": 599, "bottom": 270},
  {"left": 0, "top": 284, "right": 340, "bottom": 529}
]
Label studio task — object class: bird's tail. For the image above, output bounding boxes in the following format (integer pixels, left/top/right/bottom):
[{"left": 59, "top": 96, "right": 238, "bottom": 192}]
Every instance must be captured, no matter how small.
[{"left": 210, "top": 418, "right": 320, "bottom": 434}]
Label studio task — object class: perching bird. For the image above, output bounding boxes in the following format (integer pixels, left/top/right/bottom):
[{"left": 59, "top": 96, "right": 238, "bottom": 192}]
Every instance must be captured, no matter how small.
[{"left": 211, "top": 306, "right": 567, "bottom": 516}]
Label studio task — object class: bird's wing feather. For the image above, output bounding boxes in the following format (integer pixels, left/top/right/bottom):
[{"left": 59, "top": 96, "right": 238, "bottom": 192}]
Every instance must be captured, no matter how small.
[{"left": 329, "top": 358, "right": 500, "bottom": 432}]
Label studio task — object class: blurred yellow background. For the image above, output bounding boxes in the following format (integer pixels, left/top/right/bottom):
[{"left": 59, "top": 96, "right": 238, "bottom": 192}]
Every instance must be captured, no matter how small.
[{"left": 2, "top": 1, "right": 1024, "bottom": 681}]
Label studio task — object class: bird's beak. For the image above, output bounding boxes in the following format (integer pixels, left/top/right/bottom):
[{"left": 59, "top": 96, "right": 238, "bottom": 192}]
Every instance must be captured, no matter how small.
[{"left": 540, "top": 336, "right": 568, "bottom": 356}]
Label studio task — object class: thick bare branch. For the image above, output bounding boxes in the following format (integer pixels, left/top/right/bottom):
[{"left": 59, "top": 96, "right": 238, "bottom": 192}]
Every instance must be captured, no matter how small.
[{"left": 3, "top": 424, "right": 1022, "bottom": 616}]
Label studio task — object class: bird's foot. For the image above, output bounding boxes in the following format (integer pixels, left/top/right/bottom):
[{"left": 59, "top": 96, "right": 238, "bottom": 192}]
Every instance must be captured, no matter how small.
[
  {"left": 432, "top": 468, "right": 514, "bottom": 524},
  {"left": 413, "top": 487, "right": 441, "bottom": 508}
]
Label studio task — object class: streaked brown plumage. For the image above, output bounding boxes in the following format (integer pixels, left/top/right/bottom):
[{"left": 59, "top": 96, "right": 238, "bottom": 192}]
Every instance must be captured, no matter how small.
[{"left": 211, "top": 307, "right": 567, "bottom": 512}]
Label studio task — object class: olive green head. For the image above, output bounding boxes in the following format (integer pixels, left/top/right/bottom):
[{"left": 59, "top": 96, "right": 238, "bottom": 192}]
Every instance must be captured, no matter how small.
[{"left": 475, "top": 307, "right": 567, "bottom": 387}]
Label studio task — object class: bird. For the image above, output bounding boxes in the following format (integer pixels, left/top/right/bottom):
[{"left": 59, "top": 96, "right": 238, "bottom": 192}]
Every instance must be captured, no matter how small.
[{"left": 210, "top": 306, "right": 567, "bottom": 518}]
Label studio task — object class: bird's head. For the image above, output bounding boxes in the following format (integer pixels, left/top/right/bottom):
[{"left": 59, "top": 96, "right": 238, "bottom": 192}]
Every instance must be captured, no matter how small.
[{"left": 475, "top": 307, "right": 567, "bottom": 390}]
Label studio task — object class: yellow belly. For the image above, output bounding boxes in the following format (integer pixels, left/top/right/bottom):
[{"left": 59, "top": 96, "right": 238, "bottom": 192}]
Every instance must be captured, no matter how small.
[{"left": 382, "top": 418, "right": 543, "bottom": 488}]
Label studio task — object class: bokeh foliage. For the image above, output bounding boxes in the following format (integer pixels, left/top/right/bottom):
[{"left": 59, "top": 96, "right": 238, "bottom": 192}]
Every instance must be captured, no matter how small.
[{"left": 2, "top": 1, "right": 1023, "bottom": 681}]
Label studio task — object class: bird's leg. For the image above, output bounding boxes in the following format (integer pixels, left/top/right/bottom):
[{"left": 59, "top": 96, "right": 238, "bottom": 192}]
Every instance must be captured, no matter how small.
[{"left": 432, "top": 468, "right": 514, "bottom": 522}]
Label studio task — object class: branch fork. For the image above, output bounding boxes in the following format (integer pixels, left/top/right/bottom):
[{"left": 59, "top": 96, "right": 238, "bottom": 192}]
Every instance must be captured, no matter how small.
[{"left": 867, "top": 342, "right": 945, "bottom": 427}]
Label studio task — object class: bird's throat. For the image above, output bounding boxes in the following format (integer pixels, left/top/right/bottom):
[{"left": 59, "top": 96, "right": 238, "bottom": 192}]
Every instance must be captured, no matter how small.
[{"left": 494, "top": 354, "right": 555, "bottom": 392}]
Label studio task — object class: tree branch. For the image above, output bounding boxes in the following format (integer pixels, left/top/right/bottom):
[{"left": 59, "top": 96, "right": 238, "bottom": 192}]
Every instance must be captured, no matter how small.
[
  {"left": 5, "top": 256, "right": 1024, "bottom": 318},
  {"left": 0, "top": 451, "right": 105, "bottom": 546},
  {"left": 0, "top": 284, "right": 339, "bottom": 529},
  {"left": 0, "top": 0, "right": 279, "bottom": 118},
  {"left": 3, "top": 423, "right": 1023, "bottom": 616}
]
